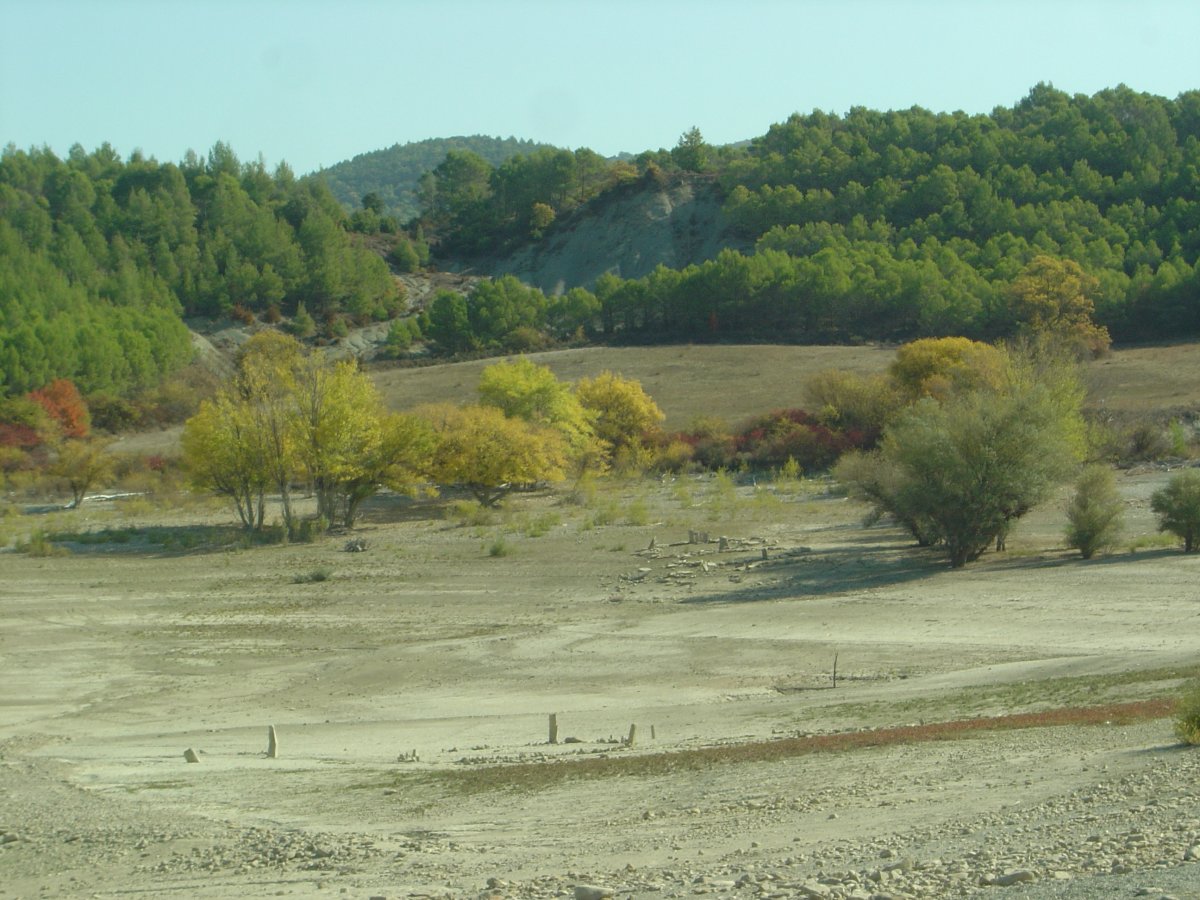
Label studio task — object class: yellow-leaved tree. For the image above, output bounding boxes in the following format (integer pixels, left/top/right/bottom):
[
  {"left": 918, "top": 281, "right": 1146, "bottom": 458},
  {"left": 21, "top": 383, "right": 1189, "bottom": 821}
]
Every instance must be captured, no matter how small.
[
  {"left": 421, "top": 403, "right": 568, "bottom": 507},
  {"left": 1007, "top": 255, "right": 1110, "bottom": 358},
  {"left": 573, "top": 370, "right": 665, "bottom": 471},
  {"left": 887, "top": 336, "right": 1009, "bottom": 403},
  {"left": 182, "top": 390, "right": 272, "bottom": 531},
  {"left": 184, "top": 332, "right": 431, "bottom": 535},
  {"left": 477, "top": 356, "right": 602, "bottom": 477}
]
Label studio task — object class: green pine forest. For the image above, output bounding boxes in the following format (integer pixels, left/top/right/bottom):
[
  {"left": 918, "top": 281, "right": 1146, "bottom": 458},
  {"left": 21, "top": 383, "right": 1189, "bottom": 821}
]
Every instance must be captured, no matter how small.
[
  {"left": 315, "top": 135, "right": 560, "bottom": 223},
  {"left": 3, "top": 83, "right": 1200, "bottom": 414}
]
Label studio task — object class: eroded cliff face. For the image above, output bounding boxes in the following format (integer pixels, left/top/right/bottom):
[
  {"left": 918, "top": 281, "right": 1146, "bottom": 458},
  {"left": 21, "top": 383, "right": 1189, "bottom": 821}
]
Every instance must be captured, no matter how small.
[{"left": 463, "top": 177, "right": 749, "bottom": 294}]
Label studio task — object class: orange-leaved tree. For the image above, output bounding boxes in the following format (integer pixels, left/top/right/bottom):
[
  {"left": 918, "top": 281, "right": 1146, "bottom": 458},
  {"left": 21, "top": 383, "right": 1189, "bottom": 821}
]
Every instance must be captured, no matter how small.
[{"left": 28, "top": 378, "right": 90, "bottom": 439}]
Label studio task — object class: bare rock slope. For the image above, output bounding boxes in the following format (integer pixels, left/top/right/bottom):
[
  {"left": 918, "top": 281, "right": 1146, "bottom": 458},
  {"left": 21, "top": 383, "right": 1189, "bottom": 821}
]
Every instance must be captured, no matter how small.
[{"left": 467, "top": 176, "right": 747, "bottom": 294}]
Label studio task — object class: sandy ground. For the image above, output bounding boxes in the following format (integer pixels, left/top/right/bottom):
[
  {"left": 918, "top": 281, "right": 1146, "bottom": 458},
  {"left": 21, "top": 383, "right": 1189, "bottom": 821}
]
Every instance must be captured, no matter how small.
[{"left": 3, "top": 470, "right": 1200, "bottom": 899}]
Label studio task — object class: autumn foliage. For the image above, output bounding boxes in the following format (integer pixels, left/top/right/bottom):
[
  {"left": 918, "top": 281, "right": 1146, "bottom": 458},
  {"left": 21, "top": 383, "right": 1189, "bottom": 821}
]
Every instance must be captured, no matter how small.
[{"left": 28, "top": 379, "right": 90, "bottom": 439}]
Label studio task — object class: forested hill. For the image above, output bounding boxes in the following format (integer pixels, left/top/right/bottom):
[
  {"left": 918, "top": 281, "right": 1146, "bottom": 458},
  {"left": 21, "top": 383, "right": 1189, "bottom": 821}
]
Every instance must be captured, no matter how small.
[
  {"left": 421, "top": 84, "right": 1200, "bottom": 349},
  {"left": 314, "top": 136, "right": 559, "bottom": 222},
  {"left": 0, "top": 141, "right": 400, "bottom": 400},
  {"left": 4, "top": 83, "right": 1200, "bottom": 412}
]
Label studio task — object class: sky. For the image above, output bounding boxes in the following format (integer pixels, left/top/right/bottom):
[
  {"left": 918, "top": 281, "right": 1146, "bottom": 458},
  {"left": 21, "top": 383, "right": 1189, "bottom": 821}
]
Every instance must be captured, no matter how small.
[{"left": 3, "top": 0, "right": 1199, "bottom": 176}]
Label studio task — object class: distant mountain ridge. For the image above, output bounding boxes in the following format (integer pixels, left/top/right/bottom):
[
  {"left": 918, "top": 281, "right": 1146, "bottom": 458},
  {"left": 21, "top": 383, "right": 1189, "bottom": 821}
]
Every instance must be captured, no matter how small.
[{"left": 314, "top": 135, "right": 560, "bottom": 222}]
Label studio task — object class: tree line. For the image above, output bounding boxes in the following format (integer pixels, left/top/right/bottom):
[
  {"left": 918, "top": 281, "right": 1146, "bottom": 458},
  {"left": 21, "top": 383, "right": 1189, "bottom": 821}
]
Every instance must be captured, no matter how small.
[
  {"left": 421, "top": 84, "right": 1200, "bottom": 346},
  {"left": 6, "top": 83, "right": 1200, "bottom": 407},
  {"left": 181, "top": 335, "right": 666, "bottom": 540},
  {"left": 175, "top": 331, "right": 1200, "bottom": 570},
  {"left": 0, "top": 141, "right": 401, "bottom": 400},
  {"left": 416, "top": 252, "right": 1110, "bottom": 360}
]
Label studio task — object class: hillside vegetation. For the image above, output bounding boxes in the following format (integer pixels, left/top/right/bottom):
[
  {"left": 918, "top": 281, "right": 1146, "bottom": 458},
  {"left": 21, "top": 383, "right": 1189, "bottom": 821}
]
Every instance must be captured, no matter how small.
[
  {"left": 417, "top": 84, "right": 1200, "bottom": 349},
  {"left": 314, "top": 135, "right": 559, "bottom": 223},
  {"left": 0, "top": 142, "right": 400, "bottom": 400},
  {"left": 4, "top": 83, "right": 1200, "bottom": 411}
]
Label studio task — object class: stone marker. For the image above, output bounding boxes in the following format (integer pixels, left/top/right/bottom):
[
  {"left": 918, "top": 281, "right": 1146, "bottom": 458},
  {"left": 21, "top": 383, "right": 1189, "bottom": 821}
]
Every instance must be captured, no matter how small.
[
  {"left": 183, "top": 748, "right": 200, "bottom": 763},
  {"left": 267, "top": 725, "right": 279, "bottom": 758}
]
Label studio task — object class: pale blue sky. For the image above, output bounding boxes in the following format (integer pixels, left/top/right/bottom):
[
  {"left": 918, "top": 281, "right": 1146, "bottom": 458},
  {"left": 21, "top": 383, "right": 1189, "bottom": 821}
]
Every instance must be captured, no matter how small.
[{"left": 2, "top": 0, "right": 1198, "bottom": 175}]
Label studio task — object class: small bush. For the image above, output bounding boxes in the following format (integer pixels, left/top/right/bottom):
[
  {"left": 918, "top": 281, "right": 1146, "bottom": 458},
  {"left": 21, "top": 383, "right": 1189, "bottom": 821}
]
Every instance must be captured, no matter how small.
[
  {"left": 566, "top": 473, "right": 598, "bottom": 507},
  {"left": 1169, "top": 419, "right": 1192, "bottom": 458},
  {"left": 1151, "top": 469, "right": 1200, "bottom": 552},
  {"left": 292, "top": 517, "right": 328, "bottom": 543},
  {"left": 1124, "top": 420, "right": 1172, "bottom": 462},
  {"left": 292, "top": 567, "right": 332, "bottom": 584},
  {"left": 778, "top": 456, "right": 802, "bottom": 482},
  {"left": 448, "top": 499, "right": 494, "bottom": 527},
  {"left": 17, "top": 529, "right": 68, "bottom": 557},
  {"left": 1065, "top": 465, "right": 1123, "bottom": 559},
  {"left": 488, "top": 538, "right": 511, "bottom": 557},
  {"left": 582, "top": 501, "right": 620, "bottom": 530},
  {"left": 289, "top": 302, "right": 317, "bottom": 338},
  {"left": 1174, "top": 681, "right": 1200, "bottom": 744},
  {"left": 624, "top": 498, "right": 650, "bottom": 526},
  {"left": 652, "top": 439, "right": 696, "bottom": 474},
  {"left": 523, "top": 512, "right": 560, "bottom": 537}
]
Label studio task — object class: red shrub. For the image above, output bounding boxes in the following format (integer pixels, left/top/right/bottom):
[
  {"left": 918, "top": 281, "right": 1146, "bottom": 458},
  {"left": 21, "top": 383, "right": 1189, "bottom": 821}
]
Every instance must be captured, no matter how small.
[{"left": 28, "top": 379, "right": 90, "bottom": 439}]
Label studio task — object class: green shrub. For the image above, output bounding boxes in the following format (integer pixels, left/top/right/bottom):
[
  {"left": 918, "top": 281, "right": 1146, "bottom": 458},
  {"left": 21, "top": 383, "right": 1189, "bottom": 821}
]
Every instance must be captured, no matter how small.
[
  {"left": 488, "top": 538, "right": 511, "bottom": 557},
  {"left": 17, "top": 529, "right": 68, "bottom": 557},
  {"left": 292, "top": 567, "right": 332, "bottom": 584},
  {"left": 1125, "top": 420, "right": 1172, "bottom": 462},
  {"left": 587, "top": 501, "right": 619, "bottom": 528},
  {"left": 523, "top": 512, "right": 560, "bottom": 537},
  {"left": 1151, "top": 469, "right": 1200, "bottom": 552},
  {"left": 1174, "top": 681, "right": 1200, "bottom": 744},
  {"left": 448, "top": 499, "right": 494, "bottom": 527},
  {"left": 566, "top": 473, "right": 599, "bottom": 507},
  {"left": 624, "top": 498, "right": 650, "bottom": 526},
  {"left": 1169, "top": 419, "right": 1191, "bottom": 457},
  {"left": 1064, "top": 465, "right": 1123, "bottom": 559},
  {"left": 292, "top": 517, "right": 328, "bottom": 543},
  {"left": 778, "top": 456, "right": 802, "bottom": 482}
]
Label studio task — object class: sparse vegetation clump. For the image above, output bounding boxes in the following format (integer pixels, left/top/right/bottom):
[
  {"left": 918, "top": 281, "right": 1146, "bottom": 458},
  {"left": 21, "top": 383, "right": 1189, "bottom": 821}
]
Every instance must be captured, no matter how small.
[
  {"left": 292, "top": 567, "right": 332, "bottom": 584},
  {"left": 16, "top": 528, "right": 68, "bottom": 557},
  {"left": 1174, "top": 681, "right": 1200, "bottom": 745},
  {"left": 1065, "top": 465, "right": 1124, "bottom": 559}
]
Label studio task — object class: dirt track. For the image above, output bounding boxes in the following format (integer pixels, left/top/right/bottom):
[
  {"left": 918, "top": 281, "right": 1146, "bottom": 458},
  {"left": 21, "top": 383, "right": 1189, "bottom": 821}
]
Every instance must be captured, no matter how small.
[{"left": 4, "top": 468, "right": 1200, "bottom": 898}]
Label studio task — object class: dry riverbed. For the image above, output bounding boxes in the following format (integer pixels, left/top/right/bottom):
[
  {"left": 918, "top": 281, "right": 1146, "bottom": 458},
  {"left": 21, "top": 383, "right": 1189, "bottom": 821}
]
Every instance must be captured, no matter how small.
[{"left": 3, "top": 470, "right": 1200, "bottom": 899}]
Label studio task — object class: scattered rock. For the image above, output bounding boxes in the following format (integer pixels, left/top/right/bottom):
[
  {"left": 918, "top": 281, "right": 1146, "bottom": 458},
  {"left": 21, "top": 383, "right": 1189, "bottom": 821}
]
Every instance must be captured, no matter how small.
[
  {"left": 573, "top": 885, "right": 613, "bottom": 900},
  {"left": 183, "top": 748, "right": 200, "bottom": 763},
  {"left": 983, "top": 869, "right": 1036, "bottom": 886}
]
